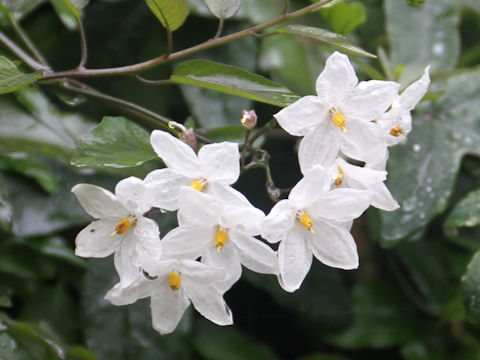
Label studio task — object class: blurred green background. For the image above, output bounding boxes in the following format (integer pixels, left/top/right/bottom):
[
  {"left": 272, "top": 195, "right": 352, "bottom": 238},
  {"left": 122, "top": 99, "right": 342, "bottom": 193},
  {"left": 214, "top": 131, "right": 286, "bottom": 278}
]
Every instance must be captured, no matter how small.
[{"left": 1, "top": 0, "right": 480, "bottom": 359}]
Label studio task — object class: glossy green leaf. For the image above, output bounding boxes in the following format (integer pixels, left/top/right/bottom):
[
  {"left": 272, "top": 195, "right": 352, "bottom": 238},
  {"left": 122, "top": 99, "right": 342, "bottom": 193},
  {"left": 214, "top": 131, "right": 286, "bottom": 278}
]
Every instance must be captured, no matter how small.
[
  {"left": 462, "top": 251, "right": 480, "bottom": 326},
  {"left": 145, "top": 0, "right": 189, "bottom": 31},
  {"left": 70, "top": 0, "right": 89, "bottom": 10},
  {"left": 193, "top": 321, "right": 278, "bottom": 360},
  {"left": 385, "top": 0, "right": 460, "bottom": 71},
  {"left": 71, "top": 116, "right": 156, "bottom": 168},
  {"left": 0, "top": 57, "right": 43, "bottom": 95},
  {"left": 328, "top": 281, "right": 421, "bottom": 348},
  {"left": 49, "top": 0, "right": 80, "bottom": 30},
  {"left": 444, "top": 190, "right": 480, "bottom": 234},
  {"left": 0, "top": 0, "right": 43, "bottom": 19},
  {"left": 171, "top": 60, "right": 300, "bottom": 107},
  {"left": 381, "top": 70, "right": 480, "bottom": 242},
  {"left": 278, "top": 25, "right": 376, "bottom": 58},
  {"left": 0, "top": 332, "right": 30, "bottom": 360},
  {"left": 0, "top": 176, "right": 12, "bottom": 232},
  {"left": 201, "top": 0, "right": 242, "bottom": 18},
  {"left": 319, "top": 1, "right": 366, "bottom": 35}
]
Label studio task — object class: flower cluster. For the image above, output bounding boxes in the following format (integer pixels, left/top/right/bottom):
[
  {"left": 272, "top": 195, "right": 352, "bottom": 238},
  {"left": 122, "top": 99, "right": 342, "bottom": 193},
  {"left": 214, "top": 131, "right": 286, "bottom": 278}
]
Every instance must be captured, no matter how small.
[{"left": 72, "top": 52, "right": 430, "bottom": 334}]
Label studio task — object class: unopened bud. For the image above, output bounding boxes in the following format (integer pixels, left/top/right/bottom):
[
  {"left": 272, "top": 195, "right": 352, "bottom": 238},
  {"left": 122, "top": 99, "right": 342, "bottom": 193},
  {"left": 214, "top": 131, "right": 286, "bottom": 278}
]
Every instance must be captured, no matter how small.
[
  {"left": 240, "top": 110, "right": 257, "bottom": 130},
  {"left": 168, "top": 121, "right": 197, "bottom": 152}
]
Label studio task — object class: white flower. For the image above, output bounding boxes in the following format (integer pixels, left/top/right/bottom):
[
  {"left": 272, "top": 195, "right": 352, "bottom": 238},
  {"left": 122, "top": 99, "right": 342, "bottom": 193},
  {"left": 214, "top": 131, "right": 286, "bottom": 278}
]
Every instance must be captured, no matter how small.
[
  {"left": 274, "top": 51, "right": 400, "bottom": 172},
  {"left": 377, "top": 66, "right": 431, "bottom": 146},
  {"left": 72, "top": 177, "right": 160, "bottom": 287},
  {"left": 145, "top": 130, "right": 243, "bottom": 211},
  {"left": 161, "top": 187, "right": 277, "bottom": 292},
  {"left": 106, "top": 258, "right": 233, "bottom": 335},
  {"left": 261, "top": 166, "right": 370, "bottom": 292},
  {"left": 327, "top": 157, "right": 399, "bottom": 211}
]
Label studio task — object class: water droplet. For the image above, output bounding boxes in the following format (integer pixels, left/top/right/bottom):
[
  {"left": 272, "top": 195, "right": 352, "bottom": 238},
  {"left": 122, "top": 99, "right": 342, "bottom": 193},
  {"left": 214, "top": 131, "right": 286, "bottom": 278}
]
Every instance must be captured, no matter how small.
[
  {"left": 464, "top": 136, "right": 473, "bottom": 145},
  {"left": 402, "top": 196, "right": 417, "bottom": 212},
  {"left": 419, "top": 212, "right": 426, "bottom": 219},
  {"left": 412, "top": 144, "right": 421, "bottom": 152},
  {"left": 425, "top": 186, "right": 432, "bottom": 193},
  {"left": 432, "top": 42, "right": 445, "bottom": 56}
]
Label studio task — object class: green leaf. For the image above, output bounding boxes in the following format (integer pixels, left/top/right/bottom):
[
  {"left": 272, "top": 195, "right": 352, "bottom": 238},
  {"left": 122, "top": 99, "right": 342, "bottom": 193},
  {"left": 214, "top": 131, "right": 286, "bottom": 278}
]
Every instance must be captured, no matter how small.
[
  {"left": 385, "top": 0, "right": 460, "bottom": 70},
  {"left": 0, "top": 56, "right": 43, "bottom": 95},
  {"left": 71, "top": 116, "right": 156, "bottom": 168},
  {"left": 0, "top": 0, "right": 43, "bottom": 19},
  {"left": 171, "top": 60, "right": 300, "bottom": 107},
  {"left": 145, "top": 0, "right": 189, "bottom": 31},
  {"left": 328, "top": 281, "right": 421, "bottom": 348},
  {"left": 201, "top": 0, "right": 242, "bottom": 19},
  {"left": 193, "top": 320, "right": 278, "bottom": 360},
  {"left": 380, "top": 70, "right": 480, "bottom": 242},
  {"left": 49, "top": 0, "right": 80, "bottom": 30},
  {"left": 277, "top": 25, "right": 376, "bottom": 58},
  {"left": 461, "top": 0, "right": 480, "bottom": 13},
  {"left": 69, "top": 0, "right": 89, "bottom": 10},
  {"left": 319, "top": 1, "right": 366, "bottom": 35},
  {"left": 444, "top": 190, "right": 480, "bottom": 234},
  {"left": 0, "top": 176, "right": 12, "bottom": 232},
  {"left": 462, "top": 251, "right": 480, "bottom": 326}
]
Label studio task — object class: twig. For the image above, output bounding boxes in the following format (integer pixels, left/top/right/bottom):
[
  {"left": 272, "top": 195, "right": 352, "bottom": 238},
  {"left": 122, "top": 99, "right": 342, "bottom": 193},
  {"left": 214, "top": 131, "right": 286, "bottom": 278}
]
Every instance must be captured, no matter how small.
[
  {"left": 135, "top": 75, "right": 174, "bottom": 85},
  {"left": 39, "top": 0, "right": 333, "bottom": 81},
  {"left": 76, "top": 17, "right": 88, "bottom": 69},
  {"left": 240, "top": 129, "right": 251, "bottom": 171},
  {"left": 0, "top": 30, "right": 49, "bottom": 71}
]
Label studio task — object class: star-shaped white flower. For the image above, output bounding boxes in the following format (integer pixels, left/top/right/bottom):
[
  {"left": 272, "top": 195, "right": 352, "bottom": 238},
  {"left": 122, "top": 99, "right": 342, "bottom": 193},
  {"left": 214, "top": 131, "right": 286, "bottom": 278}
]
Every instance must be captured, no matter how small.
[
  {"left": 274, "top": 51, "right": 400, "bottom": 171},
  {"left": 72, "top": 177, "right": 160, "bottom": 287},
  {"left": 145, "top": 130, "right": 244, "bottom": 211},
  {"left": 327, "top": 157, "right": 399, "bottom": 211},
  {"left": 261, "top": 166, "right": 371, "bottom": 292},
  {"left": 377, "top": 66, "right": 431, "bottom": 146},
  {"left": 106, "top": 258, "right": 233, "bottom": 335},
  {"left": 161, "top": 187, "right": 277, "bottom": 292}
]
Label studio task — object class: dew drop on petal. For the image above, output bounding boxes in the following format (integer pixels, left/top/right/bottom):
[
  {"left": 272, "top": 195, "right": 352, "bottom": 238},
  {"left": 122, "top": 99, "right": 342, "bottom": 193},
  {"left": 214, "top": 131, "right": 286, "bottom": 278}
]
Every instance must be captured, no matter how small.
[{"left": 412, "top": 144, "right": 421, "bottom": 152}]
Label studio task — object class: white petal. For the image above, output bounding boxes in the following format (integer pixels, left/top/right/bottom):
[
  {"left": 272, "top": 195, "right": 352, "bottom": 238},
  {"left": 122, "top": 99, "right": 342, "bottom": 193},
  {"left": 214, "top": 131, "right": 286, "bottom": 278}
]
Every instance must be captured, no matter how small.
[
  {"left": 344, "top": 80, "right": 400, "bottom": 121},
  {"left": 368, "top": 181, "right": 399, "bottom": 211},
  {"left": 114, "top": 232, "right": 141, "bottom": 285},
  {"left": 185, "top": 282, "right": 233, "bottom": 326},
  {"left": 316, "top": 51, "right": 358, "bottom": 105},
  {"left": 105, "top": 274, "right": 161, "bottom": 306},
  {"left": 309, "top": 219, "right": 358, "bottom": 269},
  {"left": 223, "top": 203, "right": 265, "bottom": 235},
  {"left": 231, "top": 231, "right": 278, "bottom": 275},
  {"left": 399, "top": 66, "right": 430, "bottom": 111},
  {"left": 308, "top": 188, "right": 370, "bottom": 222},
  {"left": 261, "top": 200, "right": 297, "bottom": 244},
  {"left": 161, "top": 225, "right": 213, "bottom": 259},
  {"left": 179, "top": 259, "right": 224, "bottom": 284},
  {"left": 150, "top": 130, "right": 200, "bottom": 177},
  {"left": 144, "top": 168, "right": 192, "bottom": 211},
  {"left": 134, "top": 217, "right": 162, "bottom": 265},
  {"left": 340, "top": 119, "right": 385, "bottom": 162},
  {"left": 115, "top": 177, "right": 151, "bottom": 214},
  {"left": 277, "top": 224, "right": 313, "bottom": 292},
  {"left": 72, "top": 184, "right": 127, "bottom": 219},
  {"left": 274, "top": 95, "right": 328, "bottom": 136},
  {"left": 289, "top": 166, "right": 331, "bottom": 207},
  {"left": 298, "top": 123, "right": 340, "bottom": 174},
  {"left": 198, "top": 142, "right": 240, "bottom": 185},
  {"left": 203, "top": 243, "right": 242, "bottom": 293},
  {"left": 151, "top": 285, "right": 190, "bottom": 335},
  {"left": 339, "top": 158, "right": 387, "bottom": 185},
  {"left": 75, "top": 219, "right": 121, "bottom": 257},
  {"left": 207, "top": 182, "right": 252, "bottom": 208},
  {"left": 141, "top": 258, "right": 177, "bottom": 277},
  {"left": 177, "top": 187, "right": 222, "bottom": 226}
]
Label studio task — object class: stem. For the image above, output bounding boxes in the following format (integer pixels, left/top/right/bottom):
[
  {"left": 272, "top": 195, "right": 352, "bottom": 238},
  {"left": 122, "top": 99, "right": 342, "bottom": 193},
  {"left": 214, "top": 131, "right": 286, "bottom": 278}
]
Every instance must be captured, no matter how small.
[
  {"left": 213, "top": 17, "right": 225, "bottom": 39},
  {"left": 0, "top": 30, "right": 49, "bottom": 71},
  {"left": 249, "top": 118, "right": 277, "bottom": 144},
  {"left": 58, "top": 79, "right": 213, "bottom": 144},
  {"left": 77, "top": 17, "right": 88, "bottom": 69},
  {"left": 8, "top": 14, "right": 49, "bottom": 66},
  {"left": 135, "top": 75, "right": 174, "bottom": 85},
  {"left": 240, "top": 129, "right": 251, "bottom": 171},
  {"left": 39, "top": 0, "right": 333, "bottom": 80}
]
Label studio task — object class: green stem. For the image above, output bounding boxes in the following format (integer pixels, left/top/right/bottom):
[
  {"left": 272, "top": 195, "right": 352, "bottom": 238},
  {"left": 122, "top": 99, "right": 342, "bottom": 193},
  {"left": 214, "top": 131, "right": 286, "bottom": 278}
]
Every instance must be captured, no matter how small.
[
  {"left": 39, "top": 0, "right": 333, "bottom": 80},
  {"left": 76, "top": 17, "right": 88, "bottom": 69}
]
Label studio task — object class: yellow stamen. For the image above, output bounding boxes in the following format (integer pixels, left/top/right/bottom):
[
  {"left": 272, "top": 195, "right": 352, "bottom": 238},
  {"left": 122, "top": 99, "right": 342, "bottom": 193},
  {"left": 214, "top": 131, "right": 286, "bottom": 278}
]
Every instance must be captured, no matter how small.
[
  {"left": 110, "top": 218, "right": 132, "bottom": 237},
  {"left": 168, "top": 272, "right": 181, "bottom": 291},
  {"left": 333, "top": 112, "right": 347, "bottom": 134},
  {"left": 190, "top": 180, "right": 204, "bottom": 192},
  {"left": 334, "top": 166, "right": 344, "bottom": 186},
  {"left": 214, "top": 230, "right": 228, "bottom": 254},
  {"left": 389, "top": 125, "right": 404, "bottom": 137},
  {"left": 300, "top": 213, "right": 315, "bottom": 234}
]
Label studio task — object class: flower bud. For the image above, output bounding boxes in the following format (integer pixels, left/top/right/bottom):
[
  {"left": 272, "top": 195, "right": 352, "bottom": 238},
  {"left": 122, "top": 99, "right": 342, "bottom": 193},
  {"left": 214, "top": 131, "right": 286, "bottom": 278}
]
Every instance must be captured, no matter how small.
[
  {"left": 240, "top": 110, "right": 257, "bottom": 130},
  {"left": 168, "top": 121, "right": 198, "bottom": 152}
]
